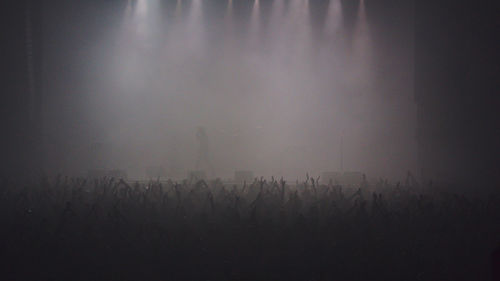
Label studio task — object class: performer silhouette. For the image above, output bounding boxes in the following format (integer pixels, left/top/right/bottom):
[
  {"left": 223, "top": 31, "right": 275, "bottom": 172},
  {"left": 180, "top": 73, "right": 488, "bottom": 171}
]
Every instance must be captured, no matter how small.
[{"left": 195, "top": 126, "right": 215, "bottom": 176}]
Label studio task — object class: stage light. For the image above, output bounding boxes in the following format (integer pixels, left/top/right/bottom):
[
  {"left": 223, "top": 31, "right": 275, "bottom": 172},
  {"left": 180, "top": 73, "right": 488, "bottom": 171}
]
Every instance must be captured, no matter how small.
[
  {"left": 248, "top": 0, "right": 260, "bottom": 49},
  {"left": 226, "top": 0, "right": 233, "bottom": 16},
  {"left": 135, "top": 0, "right": 148, "bottom": 17},
  {"left": 175, "top": 0, "right": 182, "bottom": 19},
  {"left": 350, "top": 0, "right": 372, "bottom": 89},
  {"left": 324, "top": 0, "right": 343, "bottom": 38}
]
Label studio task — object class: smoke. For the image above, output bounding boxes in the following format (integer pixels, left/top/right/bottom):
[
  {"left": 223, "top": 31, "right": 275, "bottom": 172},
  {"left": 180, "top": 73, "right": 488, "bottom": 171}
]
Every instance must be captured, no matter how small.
[{"left": 41, "top": 0, "right": 416, "bottom": 180}]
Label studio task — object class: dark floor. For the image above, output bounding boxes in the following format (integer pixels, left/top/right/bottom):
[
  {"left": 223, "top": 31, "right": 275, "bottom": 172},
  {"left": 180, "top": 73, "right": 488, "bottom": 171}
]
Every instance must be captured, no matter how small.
[{"left": 1, "top": 177, "right": 499, "bottom": 280}]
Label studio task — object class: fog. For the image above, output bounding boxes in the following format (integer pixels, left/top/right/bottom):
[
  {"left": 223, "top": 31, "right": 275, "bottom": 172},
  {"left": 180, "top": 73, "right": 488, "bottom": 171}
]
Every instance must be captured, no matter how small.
[{"left": 41, "top": 0, "right": 415, "bottom": 180}]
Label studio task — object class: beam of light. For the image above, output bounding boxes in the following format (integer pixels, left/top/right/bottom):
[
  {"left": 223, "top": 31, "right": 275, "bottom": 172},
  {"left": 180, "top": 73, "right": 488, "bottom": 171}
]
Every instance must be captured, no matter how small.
[
  {"left": 187, "top": 0, "right": 203, "bottom": 30},
  {"left": 247, "top": 0, "right": 260, "bottom": 51},
  {"left": 224, "top": 0, "right": 233, "bottom": 37},
  {"left": 324, "top": 0, "right": 343, "bottom": 40},
  {"left": 225, "top": 0, "right": 233, "bottom": 20},
  {"left": 124, "top": 0, "right": 133, "bottom": 21},
  {"left": 135, "top": 0, "right": 148, "bottom": 17},
  {"left": 165, "top": 0, "right": 186, "bottom": 57},
  {"left": 282, "top": 0, "right": 312, "bottom": 66},
  {"left": 267, "top": 0, "right": 284, "bottom": 52},
  {"left": 353, "top": 0, "right": 370, "bottom": 56},
  {"left": 114, "top": 0, "right": 164, "bottom": 97},
  {"left": 175, "top": 0, "right": 182, "bottom": 20},
  {"left": 186, "top": 0, "right": 204, "bottom": 54},
  {"left": 350, "top": 0, "right": 372, "bottom": 89},
  {"left": 129, "top": 0, "right": 162, "bottom": 50},
  {"left": 133, "top": 0, "right": 149, "bottom": 41},
  {"left": 223, "top": 0, "right": 235, "bottom": 52},
  {"left": 354, "top": 0, "right": 369, "bottom": 45},
  {"left": 120, "top": 0, "right": 134, "bottom": 37},
  {"left": 316, "top": 0, "right": 344, "bottom": 76},
  {"left": 297, "top": 0, "right": 312, "bottom": 55}
]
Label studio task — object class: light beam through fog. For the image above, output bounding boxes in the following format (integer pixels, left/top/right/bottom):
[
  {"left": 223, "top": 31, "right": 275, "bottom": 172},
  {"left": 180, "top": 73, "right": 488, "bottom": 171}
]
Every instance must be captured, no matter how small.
[
  {"left": 223, "top": 0, "right": 235, "bottom": 53},
  {"left": 247, "top": 0, "right": 260, "bottom": 51},
  {"left": 175, "top": 0, "right": 182, "bottom": 19},
  {"left": 43, "top": 0, "right": 416, "bottom": 181},
  {"left": 351, "top": 0, "right": 371, "bottom": 88},
  {"left": 324, "top": 0, "right": 343, "bottom": 40},
  {"left": 186, "top": 0, "right": 204, "bottom": 54}
]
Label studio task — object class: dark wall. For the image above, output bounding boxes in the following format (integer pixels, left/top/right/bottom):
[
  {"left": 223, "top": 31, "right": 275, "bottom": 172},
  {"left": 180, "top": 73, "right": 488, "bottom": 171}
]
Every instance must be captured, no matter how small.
[
  {"left": 415, "top": 0, "right": 500, "bottom": 184},
  {"left": 0, "top": 1, "right": 43, "bottom": 178}
]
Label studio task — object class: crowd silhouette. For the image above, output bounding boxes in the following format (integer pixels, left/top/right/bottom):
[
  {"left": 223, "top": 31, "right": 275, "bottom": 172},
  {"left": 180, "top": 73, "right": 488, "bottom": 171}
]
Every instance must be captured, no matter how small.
[{"left": 0, "top": 175, "right": 499, "bottom": 280}]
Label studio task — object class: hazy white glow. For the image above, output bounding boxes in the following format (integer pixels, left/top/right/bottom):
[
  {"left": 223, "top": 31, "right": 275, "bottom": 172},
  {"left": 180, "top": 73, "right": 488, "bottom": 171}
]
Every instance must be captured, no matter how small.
[
  {"left": 111, "top": 0, "right": 362, "bottom": 178},
  {"left": 226, "top": 0, "right": 233, "bottom": 19},
  {"left": 175, "top": 0, "right": 182, "bottom": 19},
  {"left": 293, "top": 0, "right": 312, "bottom": 61},
  {"left": 186, "top": 0, "right": 204, "bottom": 54},
  {"left": 124, "top": 0, "right": 133, "bottom": 20},
  {"left": 74, "top": 0, "right": 417, "bottom": 180},
  {"left": 351, "top": 0, "right": 372, "bottom": 89},
  {"left": 135, "top": 0, "right": 148, "bottom": 17},
  {"left": 317, "top": 0, "right": 344, "bottom": 79},
  {"left": 133, "top": 0, "right": 149, "bottom": 40},
  {"left": 248, "top": 0, "right": 260, "bottom": 50},
  {"left": 267, "top": 0, "right": 284, "bottom": 51},
  {"left": 354, "top": 0, "right": 370, "bottom": 54},
  {"left": 324, "top": 0, "right": 343, "bottom": 38},
  {"left": 225, "top": 0, "right": 233, "bottom": 34}
]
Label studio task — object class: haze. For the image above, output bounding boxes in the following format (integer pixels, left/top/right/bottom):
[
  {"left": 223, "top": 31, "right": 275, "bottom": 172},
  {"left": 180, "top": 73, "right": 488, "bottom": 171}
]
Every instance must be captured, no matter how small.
[{"left": 40, "top": 0, "right": 415, "bottom": 180}]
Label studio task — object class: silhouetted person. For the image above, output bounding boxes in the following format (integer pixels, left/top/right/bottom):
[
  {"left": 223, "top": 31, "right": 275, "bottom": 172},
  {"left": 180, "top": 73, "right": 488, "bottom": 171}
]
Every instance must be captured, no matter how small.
[{"left": 195, "top": 126, "right": 215, "bottom": 176}]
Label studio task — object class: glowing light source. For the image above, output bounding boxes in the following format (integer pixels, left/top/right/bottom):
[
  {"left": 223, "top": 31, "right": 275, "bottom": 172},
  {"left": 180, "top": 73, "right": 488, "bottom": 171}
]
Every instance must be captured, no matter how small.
[
  {"left": 225, "top": 0, "right": 233, "bottom": 33},
  {"left": 186, "top": 0, "right": 204, "bottom": 53},
  {"left": 226, "top": 0, "right": 233, "bottom": 19},
  {"left": 315, "top": 0, "right": 345, "bottom": 80},
  {"left": 135, "top": 0, "right": 148, "bottom": 17},
  {"left": 268, "top": 0, "right": 284, "bottom": 36},
  {"left": 324, "top": 0, "right": 343, "bottom": 38},
  {"left": 350, "top": 0, "right": 372, "bottom": 89},
  {"left": 248, "top": 0, "right": 260, "bottom": 50},
  {"left": 285, "top": 0, "right": 312, "bottom": 63},
  {"left": 223, "top": 0, "right": 235, "bottom": 51},
  {"left": 124, "top": 0, "right": 133, "bottom": 19},
  {"left": 175, "top": 0, "right": 182, "bottom": 19}
]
